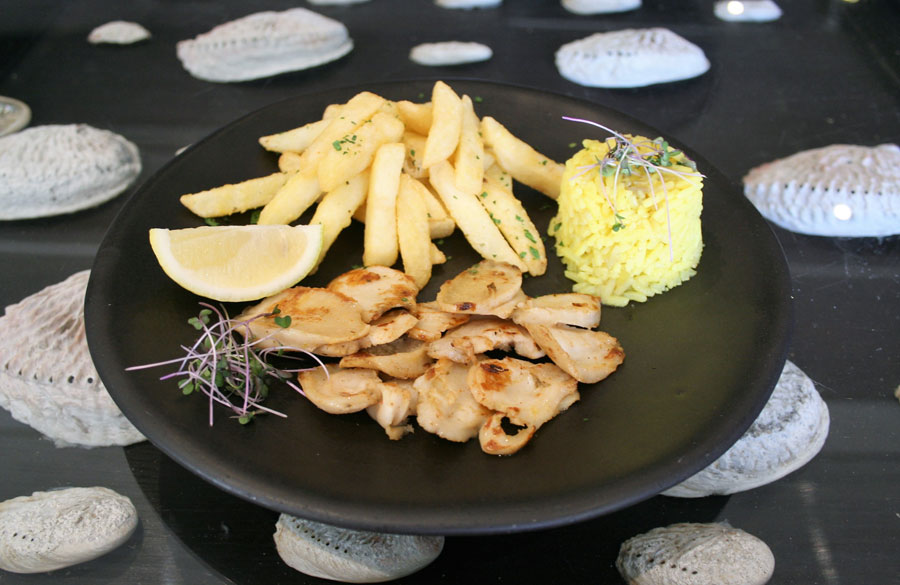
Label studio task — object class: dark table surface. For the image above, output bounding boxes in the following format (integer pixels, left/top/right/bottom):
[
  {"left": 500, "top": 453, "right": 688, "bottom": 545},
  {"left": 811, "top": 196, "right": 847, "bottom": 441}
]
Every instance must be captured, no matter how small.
[{"left": 1, "top": 1, "right": 898, "bottom": 583}]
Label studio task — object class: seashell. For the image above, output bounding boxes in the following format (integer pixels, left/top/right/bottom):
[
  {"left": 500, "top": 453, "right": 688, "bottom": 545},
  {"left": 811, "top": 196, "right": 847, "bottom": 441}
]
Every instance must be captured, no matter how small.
[
  {"left": 561, "top": 0, "right": 642, "bottom": 15},
  {"left": 309, "top": 0, "right": 371, "bottom": 4},
  {"left": 555, "top": 28, "right": 710, "bottom": 88},
  {"left": 273, "top": 514, "right": 444, "bottom": 583},
  {"left": 0, "top": 487, "right": 138, "bottom": 574},
  {"left": 176, "top": 8, "right": 354, "bottom": 83},
  {"left": 743, "top": 143, "right": 900, "bottom": 237},
  {"left": 0, "top": 124, "right": 141, "bottom": 220},
  {"left": 0, "top": 271, "right": 145, "bottom": 447},
  {"left": 0, "top": 96, "right": 31, "bottom": 137},
  {"left": 617, "top": 522, "right": 775, "bottom": 585},
  {"left": 435, "top": 0, "right": 502, "bottom": 8},
  {"left": 410, "top": 41, "right": 493, "bottom": 66},
  {"left": 714, "top": 1, "right": 782, "bottom": 22},
  {"left": 663, "top": 360, "right": 829, "bottom": 498},
  {"left": 87, "top": 21, "right": 152, "bottom": 45}
]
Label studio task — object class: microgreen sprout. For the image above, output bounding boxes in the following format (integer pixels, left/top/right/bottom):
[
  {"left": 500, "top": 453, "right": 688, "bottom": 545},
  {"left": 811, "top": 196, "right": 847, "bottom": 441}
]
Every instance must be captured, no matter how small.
[
  {"left": 126, "top": 302, "right": 325, "bottom": 426},
  {"left": 562, "top": 116, "right": 704, "bottom": 261}
]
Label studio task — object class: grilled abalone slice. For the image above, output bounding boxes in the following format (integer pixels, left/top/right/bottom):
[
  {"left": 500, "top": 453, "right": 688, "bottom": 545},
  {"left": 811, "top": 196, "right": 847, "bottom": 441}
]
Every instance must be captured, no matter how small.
[
  {"left": 555, "top": 28, "right": 710, "bottom": 88},
  {"left": 742, "top": 143, "right": 900, "bottom": 237},
  {"left": 0, "top": 487, "right": 138, "bottom": 574},
  {"left": 176, "top": 8, "right": 353, "bottom": 83},
  {"left": 616, "top": 523, "right": 774, "bottom": 585},
  {"left": 0, "top": 124, "right": 141, "bottom": 220},
  {"left": 274, "top": 514, "right": 443, "bottom": 583},
  {"left": 663, "top": 360, "right": 829, "bottom": 497},
  {"left": 0, "top": 271, "right": 145, "bottom": 447}
]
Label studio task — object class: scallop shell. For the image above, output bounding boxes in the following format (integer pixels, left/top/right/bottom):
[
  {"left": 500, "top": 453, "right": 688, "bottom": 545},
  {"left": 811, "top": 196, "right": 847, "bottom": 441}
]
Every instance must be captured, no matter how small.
[
  {"left": 714, "top": 1, "right": 782, "bottom": 22},
  {"left": 274, "top": 514, "right": 444, "bottom": 583},
  {"left": 0, "top": 124, "right": 141, "bottom": 220},
  {"left": 87, "top": 21, "right": 151, "bottom": 45},
  {"left": 0, "top": 96, "right": 31, "bottom": 137},
  {"left": 435, "top": 0, "right": 502, "bottom": 8},
  {"left": 663, "top": 360, "right": 829, "bottom": 498},
  {"left": 0, "top": 271, "right": 145, "bottom": 447},
  {"left": 555, "top": 28, "right": 710, "bottom": 88},
  {"left": 410, "top": 42, "right": 493, "bottom": 66},
  {"left": 617, "top": 523, "right": 775, "bottom": 585},
  {"left": 743, "top": 143, "right": 900, "bottom": 237},
  {"left": 176, "top": 8, "right": 354, "bottom": 83},
  {"left": 0, "top": 487, "right": 138, "bottom": 574},
  {"left": 561, "top": 0, "right": 642, "bottom": 15}
]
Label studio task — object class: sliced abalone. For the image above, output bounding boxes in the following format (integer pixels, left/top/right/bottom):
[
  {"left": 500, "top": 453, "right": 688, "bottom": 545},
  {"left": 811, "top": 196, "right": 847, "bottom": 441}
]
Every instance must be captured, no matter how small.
[
  {"left": 743, "top": 143, "right": 900, "bottom": 237},
  {"left": 0, "top": 271, "right": 145, "bottom": 447},
  {"left": 555, "top": 28, "right": 710, "bottom": 88},
  {"left": 0, "top": 124, "right": 141, "bottom": 220},
  {"left": 176, "top": 8, "right": 354, "bottom": 83}
]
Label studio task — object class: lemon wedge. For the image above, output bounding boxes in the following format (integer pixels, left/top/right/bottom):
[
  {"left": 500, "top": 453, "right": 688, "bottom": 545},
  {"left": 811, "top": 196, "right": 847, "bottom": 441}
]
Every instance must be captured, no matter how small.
[{"left": 149, "top": 224, "right": 323, "bottom": 302}]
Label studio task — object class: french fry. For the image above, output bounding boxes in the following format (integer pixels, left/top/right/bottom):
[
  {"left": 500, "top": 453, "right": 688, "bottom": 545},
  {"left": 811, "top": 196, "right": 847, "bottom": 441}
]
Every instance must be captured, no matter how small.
[
  {"left": 322, "top": 103, "right": 342, "bottom": 119},
  {"left": 401, "top": 131, "right": 428, "bottom": 179},
  {"left": 317, "top": 111, "right": 404, "bottom": 193},
  {"left": 429, "top": 242, "right": 446, "bottom": 265},
  {"left": 453, "top": 94, "right": 485, "bottom": 196},
  {"left": 363, "top": 143, "right": 406, "bottom": 267},
  {"left": 480, "top": 115, "right": 564, "bottom": 200},
  {"left": 256, "top": 170, "right": 321, "bottom": 225},
  {"left": 310, "top": 169, "right": 369, "bottom": 265},
  {"left": 404, "top": 175, "right": 455, "bottom": 239},
  {"left": 480, "top": 169, "right": 547, "bottom": 275},
  {"left": 296, "top": 91, "right": 386, "bottom": 172},
  {"left": 258, "top": 118, "right": 330, "bottom": 153},
  {"left": 428, "top": 160, "right": 526, "bottom": 270},
  {"left": 278, "top": 151, "right": 304, "bottom": 172},
  {"left": 422, "top": 81, "right": 463, "bottom": 169},
  {"left": 396, "top": 174, "right": 433, "bottom": 288},
  {"left": 179, "top": 171, "right": 288, "bottom": 218},
  {"left": 396, "top": 100, "right": 433, "bottom": 136}
]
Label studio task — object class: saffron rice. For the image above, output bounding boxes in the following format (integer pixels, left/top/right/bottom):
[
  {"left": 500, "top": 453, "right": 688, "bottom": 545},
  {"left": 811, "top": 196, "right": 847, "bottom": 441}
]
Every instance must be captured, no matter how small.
[{"left": 549, "top": 136, "right": 704, "bottom": 306}]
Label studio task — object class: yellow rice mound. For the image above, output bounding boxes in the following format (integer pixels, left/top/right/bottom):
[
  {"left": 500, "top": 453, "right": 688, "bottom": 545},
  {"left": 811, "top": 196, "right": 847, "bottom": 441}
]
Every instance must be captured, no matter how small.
[{"left": 550, "top": 136, "right": 703, "bottom": 306}]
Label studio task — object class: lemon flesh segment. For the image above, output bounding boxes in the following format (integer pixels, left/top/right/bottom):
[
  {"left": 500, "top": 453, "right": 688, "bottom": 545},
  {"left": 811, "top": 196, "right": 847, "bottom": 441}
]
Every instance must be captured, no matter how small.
[{"left": 149, "top": 224, "right": 323, "bottom": 302}]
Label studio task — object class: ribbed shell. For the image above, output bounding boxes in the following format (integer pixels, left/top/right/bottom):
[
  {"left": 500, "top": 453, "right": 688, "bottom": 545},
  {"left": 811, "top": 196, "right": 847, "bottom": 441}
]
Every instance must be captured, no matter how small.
[
  {"left": 714, "top": 0, "right": 782, "bottom": 22},
  {"left": 0, "top": 270, "right": 145, "bottom": 447},
  {"left": 409, "top": 42, "right": 493, "bottom": 66},
  {"left": 555, "top": 28, "right": 709, "bottom": 88},
  {"left": 0, "top": 487, "right": 138, "bottom": 574},
  {"left": 0, "top": 124, "right": 140, "bottom": 220},
  {"left": 663, "top": 360, "right": 829, "bottom": 497},
  {"left": 176, "top": 8, "right": 353, "bottom": 83},
  {"left": 274, "top": 514, "right": 444, "bottom": 583},
  {"left": 743, "top": 143, "right": 900, "bottom": 237},
  {"left": 561, "top": 0, "right": 642, "bottom": 15},
  {"left": 617, "top": 523, "right": 775, "bottom": 585},
  {"left": 87, "top": 21, "right": 151, "bottom": 44},
  {"left": 435, "top": 0, "right": 502, "bottom": 8}
]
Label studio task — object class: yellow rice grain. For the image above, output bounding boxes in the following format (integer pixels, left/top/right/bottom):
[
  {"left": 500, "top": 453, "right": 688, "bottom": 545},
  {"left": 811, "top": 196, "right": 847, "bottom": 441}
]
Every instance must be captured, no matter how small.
[{"left": 549, "top": 136, "right": 703, "bottom": 306}]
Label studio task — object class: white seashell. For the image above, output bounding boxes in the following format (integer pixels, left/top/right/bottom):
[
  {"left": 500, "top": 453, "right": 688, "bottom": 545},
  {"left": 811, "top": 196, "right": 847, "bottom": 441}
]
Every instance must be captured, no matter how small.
[
  {"left": 435, "top": 0, "right": 502, "bottom": 8},
  {"left": 714, "top": 1, "right": 782, "bottom": 22},
  {"left": 555, "top": 28, "right": 710, "bottom": 88},
  {"left": 0, "top": 271, "right": 145, "bottom": 447},
  {"left": 743, "top": 143, "right": 900, "bottom": 237},
  {"left": 617, "top": 522, "right": 775, "bottom": 585},
  {"left": 176, "top": 8, "right": 354, "bottom": 83},
  {"left": 87, "top": 21, "right": 151, "bottom": 45},
  {"left": 0, "top": 124, "right": 141, "bottom": 220},
  {"left": 0, "top": 96, "right": 31, "bottom": 137},
  {"left": 562, "top": 0, "right": 642, "bottom": 15},
  {"left": 663, "top": 360, "right": 829, "bottom": 498},
  {"left": 309, "top": 0, "right": 371, "bottom": 4},
  {"left": 274, "top": 514, "right": 444, "bottom": 583},
  {"left": 0, "top": 487, "right": 138, "bottom": 574},
  {"left": 410, "top": 41, "right": 493, "bottom": 66}
]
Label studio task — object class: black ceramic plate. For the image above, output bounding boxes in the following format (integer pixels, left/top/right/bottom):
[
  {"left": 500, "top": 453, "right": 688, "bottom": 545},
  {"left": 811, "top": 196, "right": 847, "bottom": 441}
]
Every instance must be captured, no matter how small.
[{"left": 86, "top": 80, "right": 791, "bottom": 535}]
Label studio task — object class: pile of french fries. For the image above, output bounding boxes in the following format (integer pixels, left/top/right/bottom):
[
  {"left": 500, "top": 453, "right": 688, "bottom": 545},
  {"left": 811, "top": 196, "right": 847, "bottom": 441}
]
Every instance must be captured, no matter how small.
[{"left": 179, "top": 81, "right": 564, "bottom": 288}]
